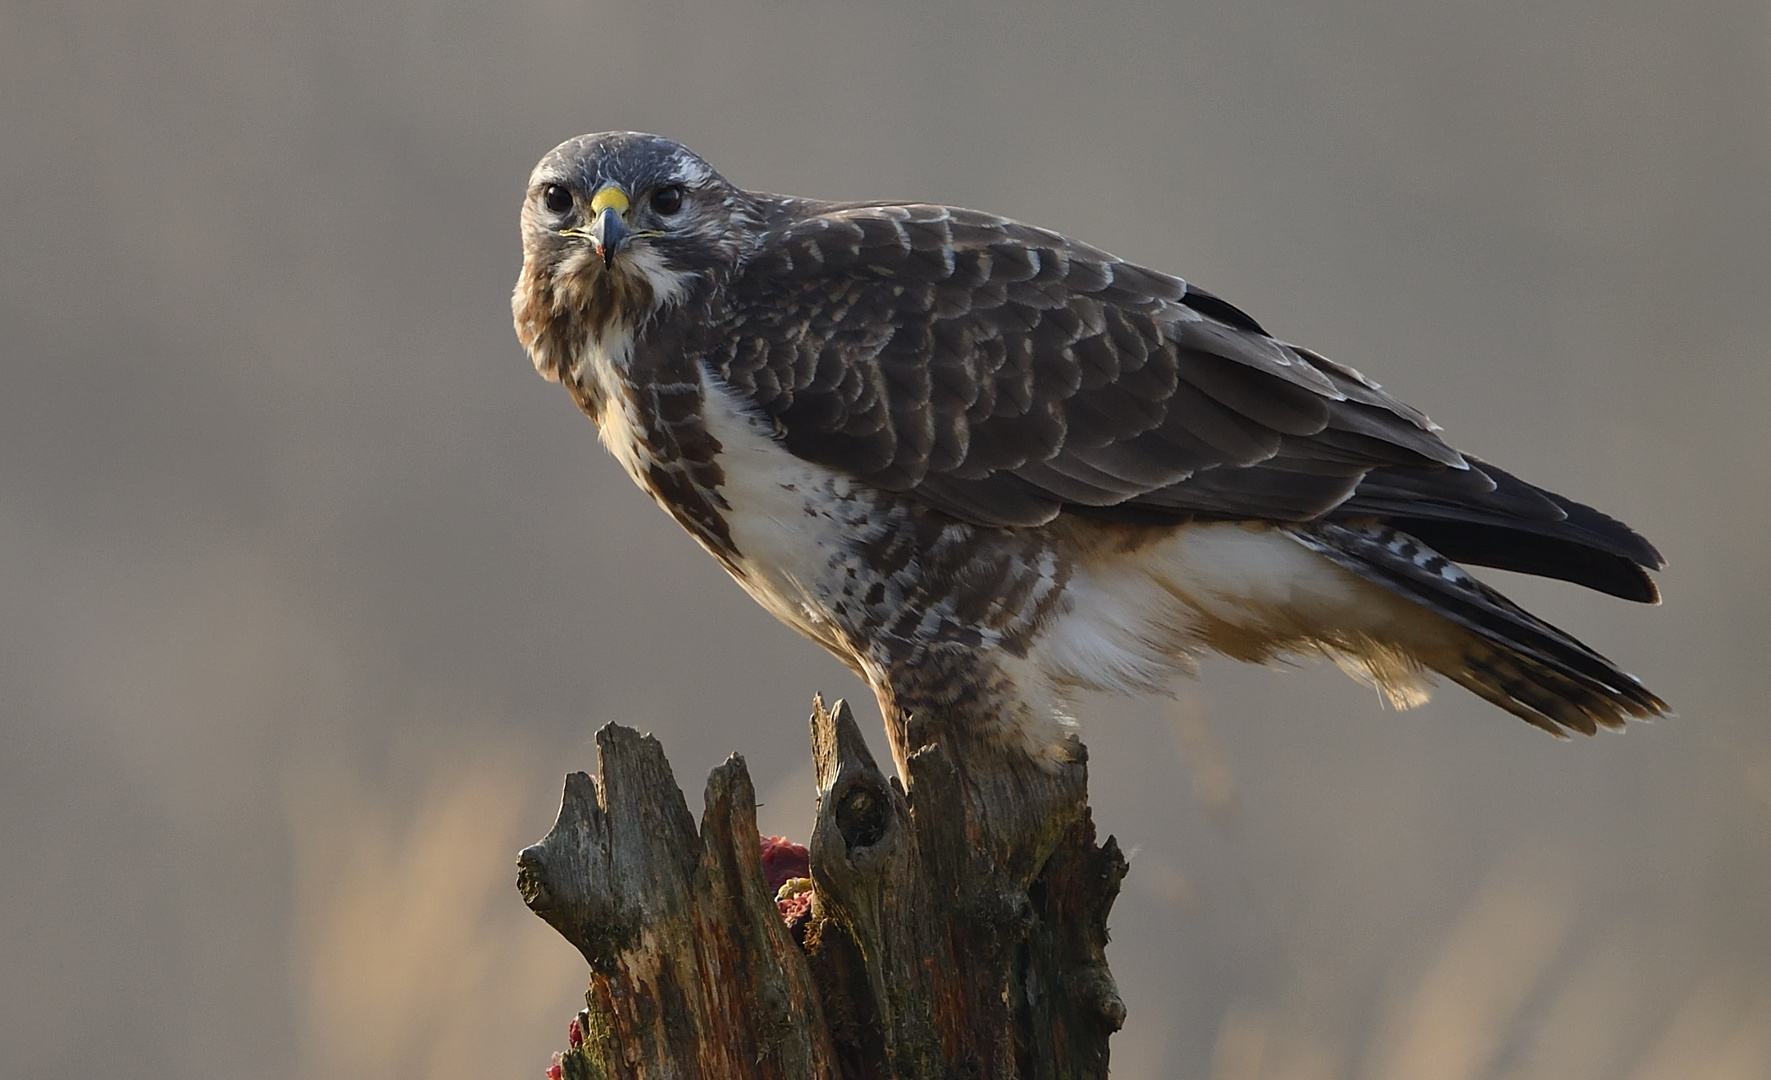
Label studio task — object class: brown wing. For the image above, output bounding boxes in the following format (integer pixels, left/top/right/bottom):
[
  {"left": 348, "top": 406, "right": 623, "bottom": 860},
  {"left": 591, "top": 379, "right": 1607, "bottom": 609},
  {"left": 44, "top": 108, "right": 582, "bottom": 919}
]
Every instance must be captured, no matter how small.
[{"left": 710, "top": 202, "right": 1661, "bottom": 600}]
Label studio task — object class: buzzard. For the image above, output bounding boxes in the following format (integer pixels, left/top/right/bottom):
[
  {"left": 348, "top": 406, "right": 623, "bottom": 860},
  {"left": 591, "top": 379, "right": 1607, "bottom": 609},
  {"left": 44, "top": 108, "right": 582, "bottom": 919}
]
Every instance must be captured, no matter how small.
[{"left": 513, "top": 132, "right": 1665, "bottom": 766}]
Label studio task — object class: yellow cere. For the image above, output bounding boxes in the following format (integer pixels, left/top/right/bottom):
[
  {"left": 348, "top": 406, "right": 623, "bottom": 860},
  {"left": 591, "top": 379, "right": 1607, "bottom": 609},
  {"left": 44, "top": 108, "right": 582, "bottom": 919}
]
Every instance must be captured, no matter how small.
[{"left": 589, "top": 186, "right": 630, "bottom": 216}]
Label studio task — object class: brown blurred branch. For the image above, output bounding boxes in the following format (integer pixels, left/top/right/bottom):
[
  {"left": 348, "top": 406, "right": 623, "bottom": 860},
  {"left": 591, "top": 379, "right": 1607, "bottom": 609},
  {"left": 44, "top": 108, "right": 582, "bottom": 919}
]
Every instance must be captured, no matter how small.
[{"left": 517, "top": 697, "right": 1126, "bottom": 1080}]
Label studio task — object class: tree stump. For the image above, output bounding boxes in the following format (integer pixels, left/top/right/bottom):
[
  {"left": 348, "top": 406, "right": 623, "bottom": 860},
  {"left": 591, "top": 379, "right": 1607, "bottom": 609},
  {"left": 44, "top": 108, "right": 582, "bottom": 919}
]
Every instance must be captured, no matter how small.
[{"left": 518, "top": 697, "right": 1127, "bottom": 1079}]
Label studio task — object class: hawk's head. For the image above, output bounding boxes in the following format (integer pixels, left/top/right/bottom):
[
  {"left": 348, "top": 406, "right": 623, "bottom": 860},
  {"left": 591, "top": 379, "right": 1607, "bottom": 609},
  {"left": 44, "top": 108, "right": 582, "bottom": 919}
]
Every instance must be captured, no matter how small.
[{"left": 513, "top": 132, "right": 761, "bottom": 382}]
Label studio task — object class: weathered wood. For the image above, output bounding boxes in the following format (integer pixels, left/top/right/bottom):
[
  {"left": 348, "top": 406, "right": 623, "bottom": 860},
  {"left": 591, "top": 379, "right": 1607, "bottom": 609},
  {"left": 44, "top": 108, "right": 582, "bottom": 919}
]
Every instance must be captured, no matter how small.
[
  {"left": 806, "top": 697, "right": 1126, "bottom": 1079},
  {"left": 519, "top": 699, "right": 1126, "bottom": 1079},
  {"left": 517, "top": 726, "right": 837, "bottom": 1078}
]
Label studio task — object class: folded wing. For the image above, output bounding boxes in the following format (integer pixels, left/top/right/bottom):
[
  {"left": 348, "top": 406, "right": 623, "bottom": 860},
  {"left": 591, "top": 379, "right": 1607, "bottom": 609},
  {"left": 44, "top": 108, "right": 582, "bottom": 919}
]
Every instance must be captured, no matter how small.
[{"left": 710, "top": 202, "right": 1661, "bottom": 602}]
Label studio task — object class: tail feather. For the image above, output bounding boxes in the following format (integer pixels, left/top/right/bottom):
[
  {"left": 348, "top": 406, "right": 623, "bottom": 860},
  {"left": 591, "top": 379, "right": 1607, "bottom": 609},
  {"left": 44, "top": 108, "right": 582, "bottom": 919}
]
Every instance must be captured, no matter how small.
[
  {"left": 1337, "top": 458, "right": 1664, "bottom": 603},
  {"left": 1288, "top": 520, "right": 1667, "bottom": 736}
]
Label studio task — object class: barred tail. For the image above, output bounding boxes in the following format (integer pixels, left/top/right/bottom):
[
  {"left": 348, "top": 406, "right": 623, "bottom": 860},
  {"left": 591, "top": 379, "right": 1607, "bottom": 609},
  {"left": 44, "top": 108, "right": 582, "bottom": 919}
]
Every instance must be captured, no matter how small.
[{"left": 1288, "top": 521, "right": 1668, "bottom": 736}]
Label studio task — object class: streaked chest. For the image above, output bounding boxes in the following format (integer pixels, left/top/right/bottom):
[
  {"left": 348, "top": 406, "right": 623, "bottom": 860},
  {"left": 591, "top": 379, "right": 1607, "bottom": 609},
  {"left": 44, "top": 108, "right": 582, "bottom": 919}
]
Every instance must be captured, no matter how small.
[
  {"left": 693, "top": 374, "right": 890, "bottom": 654},
  {"left": 571, "top": 326, "right": 736, "bottom": 560}
]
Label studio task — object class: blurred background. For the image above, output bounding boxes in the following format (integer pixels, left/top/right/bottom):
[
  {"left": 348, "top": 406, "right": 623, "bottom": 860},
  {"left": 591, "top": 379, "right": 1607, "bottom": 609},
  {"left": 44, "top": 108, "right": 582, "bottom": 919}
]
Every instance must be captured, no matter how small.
[{"left": 3, "top": 1, "right": 1767, "bottom": 1077}]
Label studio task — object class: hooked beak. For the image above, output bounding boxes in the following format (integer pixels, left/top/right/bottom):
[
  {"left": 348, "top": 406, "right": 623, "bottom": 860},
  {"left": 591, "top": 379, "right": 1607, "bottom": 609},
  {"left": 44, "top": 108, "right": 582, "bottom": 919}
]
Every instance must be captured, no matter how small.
[
  {"left": 585, "top": 185, "right": 631, "bottom": 267},
  {"left": 589, "top": 206, "right": 629, "bottom": 267}
]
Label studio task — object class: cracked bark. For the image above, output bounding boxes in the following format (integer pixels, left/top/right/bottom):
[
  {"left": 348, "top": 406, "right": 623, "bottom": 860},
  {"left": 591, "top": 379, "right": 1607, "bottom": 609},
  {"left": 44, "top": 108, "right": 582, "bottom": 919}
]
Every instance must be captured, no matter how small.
[{"left": 518, "top": 697, "right": 1126, "bottom": 1079}]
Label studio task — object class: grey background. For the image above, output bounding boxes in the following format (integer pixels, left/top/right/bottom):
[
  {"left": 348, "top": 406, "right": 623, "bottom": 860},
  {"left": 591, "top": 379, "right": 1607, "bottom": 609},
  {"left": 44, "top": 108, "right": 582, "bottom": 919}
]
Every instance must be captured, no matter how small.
[{"left": 3, "top": 2, "right": 1768, "bottom": 1077}]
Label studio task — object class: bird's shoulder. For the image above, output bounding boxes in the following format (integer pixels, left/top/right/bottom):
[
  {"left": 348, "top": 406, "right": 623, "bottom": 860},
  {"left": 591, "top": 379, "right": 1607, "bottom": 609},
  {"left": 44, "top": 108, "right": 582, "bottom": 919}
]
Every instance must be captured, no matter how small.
[{"left": 728, "top": 197, "right": 1188, "bottom": 316}]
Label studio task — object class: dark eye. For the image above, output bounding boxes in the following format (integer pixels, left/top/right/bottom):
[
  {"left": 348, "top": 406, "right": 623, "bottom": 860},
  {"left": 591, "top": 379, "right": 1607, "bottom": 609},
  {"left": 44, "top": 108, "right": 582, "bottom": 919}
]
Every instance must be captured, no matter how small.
[
  {"left": 650, "top": 185, "right": 684, "bottom": 216},
  {"left": 542, "top": 184, "right": 573, "bottom": 214}
]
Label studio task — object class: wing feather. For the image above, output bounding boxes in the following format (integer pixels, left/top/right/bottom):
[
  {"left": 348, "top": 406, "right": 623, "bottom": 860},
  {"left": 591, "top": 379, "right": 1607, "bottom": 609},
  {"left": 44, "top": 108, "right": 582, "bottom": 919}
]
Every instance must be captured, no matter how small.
[{"left": 708, "top": 201, "right": 1660, "bottom": 598}]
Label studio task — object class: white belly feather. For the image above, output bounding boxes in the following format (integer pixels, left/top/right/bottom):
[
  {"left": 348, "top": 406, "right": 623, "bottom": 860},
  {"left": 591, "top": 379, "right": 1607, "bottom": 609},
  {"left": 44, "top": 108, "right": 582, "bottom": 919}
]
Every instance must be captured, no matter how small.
[
  {"left": 574, "top": 329, "right": 872, "bottom": 659},
  {"left": 1033, "top": 523, "right": 1439, "bottom": 712},
  {"left": 694, "top": 371, "right": 883, "bottom": 654}
]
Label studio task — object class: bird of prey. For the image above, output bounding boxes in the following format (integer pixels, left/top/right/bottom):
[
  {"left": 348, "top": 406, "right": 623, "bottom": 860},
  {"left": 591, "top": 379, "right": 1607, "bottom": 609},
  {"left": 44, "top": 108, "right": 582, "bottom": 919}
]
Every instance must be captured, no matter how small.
[{"left": 513, "top": 132, "right": 1665, "bottom": 766}]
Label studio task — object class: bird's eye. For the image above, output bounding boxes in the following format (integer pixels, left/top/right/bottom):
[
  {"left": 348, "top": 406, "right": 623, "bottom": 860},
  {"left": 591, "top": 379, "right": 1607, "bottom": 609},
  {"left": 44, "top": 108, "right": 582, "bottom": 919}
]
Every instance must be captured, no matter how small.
[
  {"left": 650, "top": 185, "right": 685, "bottom": 216},
  {"left": 542, "top": 184, "right": 573, "bottom": 214}
]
